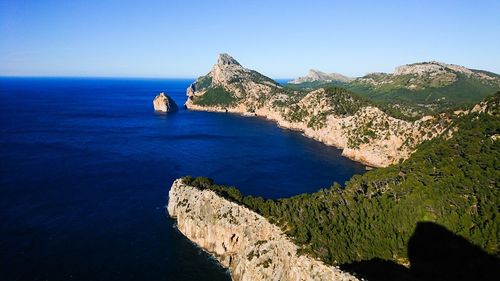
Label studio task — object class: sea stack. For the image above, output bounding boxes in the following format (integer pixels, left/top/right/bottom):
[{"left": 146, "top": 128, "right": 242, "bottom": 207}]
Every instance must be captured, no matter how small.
[{"left": 153, "top": 92, "right": 178, "bottom": 112}]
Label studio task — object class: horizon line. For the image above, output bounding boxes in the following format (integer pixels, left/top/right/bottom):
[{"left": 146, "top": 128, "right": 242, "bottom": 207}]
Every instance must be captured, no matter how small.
[{"left": 0, "top": 75, "right": 293, "bottom": 80}]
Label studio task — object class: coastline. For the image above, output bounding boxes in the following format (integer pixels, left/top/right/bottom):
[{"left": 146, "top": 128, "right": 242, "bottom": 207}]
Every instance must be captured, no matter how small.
[
  {"left": 185, "top": 101, "right": 393, "bottom": 168},
  {"left": 167, "top": 179, "right": 360, "bottom": 281}
]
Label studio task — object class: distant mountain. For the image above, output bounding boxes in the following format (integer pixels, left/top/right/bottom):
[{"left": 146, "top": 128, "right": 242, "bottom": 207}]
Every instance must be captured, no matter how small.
[
  {"left": 351, "top": 61, "right": 500, "bottom": 102},
  {"left": 289, "top": 61, "right": 500, "bottom": 114},
  {"left": 289, "top": 69, "right": 352, "bottom": 84}
]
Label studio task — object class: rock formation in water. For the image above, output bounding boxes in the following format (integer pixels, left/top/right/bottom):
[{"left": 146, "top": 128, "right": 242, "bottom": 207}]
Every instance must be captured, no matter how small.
[
  {"left": 167, "top": 179, "right": 360, "bottom": 281},
  {"left": 184, "top": 53, "right": 456, "bottom": 167},
  {"left": 153, "top": 92, "right": 178, "bottom": 112}
]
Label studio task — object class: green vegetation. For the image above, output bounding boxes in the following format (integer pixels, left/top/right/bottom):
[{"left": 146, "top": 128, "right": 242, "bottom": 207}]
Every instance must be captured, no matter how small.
[
  {"left": 182, "top": 93, "right": 499, "bottom": 266},
  {"left": 194, "top": 75, "right": 212, "bottom": 91},
  {"left": 193, "top": 86, "right": 238, "bottom": 106},
  {"left": 348, "top": 73, "right": 500, "bottom": 109},
  {"left": 347, "top": 120, "right": 379, "bottom": 148},
  {"left": 281, "top": 87, "right": 418, "bottom": 125},
  {"left": 357, "top": 72, "right": 499, "bottom": 117},
  {"left": 320, "top": 87, "right": 369, "bottom": 116},
  {"left": 249, "top": 70, "right": 280, "bottom": 85},
  {"left": 287, "top": 80, "right": 433, "bottom": 119},
  {"left": 307, "top": 112, "right": 329, "bottom": 130},
  {"left": 287, "top": 71, "right": 500, "bottom": 117},
  {"left": 285, "top": 80, "right": 349, "bottom": 91}
]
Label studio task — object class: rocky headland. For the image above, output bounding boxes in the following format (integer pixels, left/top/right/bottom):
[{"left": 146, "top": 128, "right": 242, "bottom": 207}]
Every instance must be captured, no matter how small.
[
  {"left": 167, "top": 179, "right": 360, "bottom": 281},
  {"left": 184, "top": 54, "right": 455, "bottom": 167}
]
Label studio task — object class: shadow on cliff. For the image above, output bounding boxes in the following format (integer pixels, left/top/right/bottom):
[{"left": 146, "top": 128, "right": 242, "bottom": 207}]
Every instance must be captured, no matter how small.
[{"left": 341, "top": 222, "right": 500, "bottom": 281}]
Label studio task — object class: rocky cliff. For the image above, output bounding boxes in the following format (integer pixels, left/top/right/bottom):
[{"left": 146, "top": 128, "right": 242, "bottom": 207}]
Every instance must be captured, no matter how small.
[
  {"left": 153, "top": 92, "right": 178, "bottom": 112},
  {"left": 167, "top": 179, "right": 360, "bottom": 281},
  {"left": 185, "top": 54, "right": 453, "bottom": 167},
  {"left": 289, "top": 69, "right": 352, "bottom": 84}
]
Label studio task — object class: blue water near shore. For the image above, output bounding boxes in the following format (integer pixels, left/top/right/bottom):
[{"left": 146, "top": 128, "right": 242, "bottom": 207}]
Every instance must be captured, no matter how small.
[{"left": 0, "top": 78, "right": 365, "bottom": 281}]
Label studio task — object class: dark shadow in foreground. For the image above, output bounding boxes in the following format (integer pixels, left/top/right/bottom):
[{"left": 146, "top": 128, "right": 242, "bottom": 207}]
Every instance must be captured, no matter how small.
[{"left": 341, "top": 222, "right": 500, "bottom": 281}]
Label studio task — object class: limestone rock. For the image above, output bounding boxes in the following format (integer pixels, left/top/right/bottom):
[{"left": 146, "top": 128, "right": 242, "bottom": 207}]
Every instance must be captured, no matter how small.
[
  {"left": 168, "top": 179, "right": 360, "bottom": 281},
  {"left": 394, "top": 61, "right": 449, "bottom": 76},
  {"left": 218, "top": 53, "right": 241, "bottom": 66},
  {"left": 290, "top": 69, "right": 352, "bottom": 84},
  {"left": 394, "top": 61, "right": 498, "bottom": 81},
  {"left": 153, "top": 92, "right": 178, "bottom": 112}
]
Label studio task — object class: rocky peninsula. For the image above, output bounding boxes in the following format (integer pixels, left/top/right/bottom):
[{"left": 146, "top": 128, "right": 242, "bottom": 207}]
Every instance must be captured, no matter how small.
[
  {"left": 167, "top": 179, "right": 360, "bottom": 281},
  {"left": 184, "top": 54, "right": 453, "bottom": 167}
]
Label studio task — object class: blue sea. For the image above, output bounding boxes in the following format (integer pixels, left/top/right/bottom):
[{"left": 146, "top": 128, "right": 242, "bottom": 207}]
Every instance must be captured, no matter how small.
[{"left": 0, "top": 78, "right": 366, "bottom": 281}]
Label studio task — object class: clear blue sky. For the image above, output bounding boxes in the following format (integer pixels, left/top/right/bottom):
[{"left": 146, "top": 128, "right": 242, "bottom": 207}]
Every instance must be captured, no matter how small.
[{"left": 1, "top": 0, "right": 499, "bottom": 78}]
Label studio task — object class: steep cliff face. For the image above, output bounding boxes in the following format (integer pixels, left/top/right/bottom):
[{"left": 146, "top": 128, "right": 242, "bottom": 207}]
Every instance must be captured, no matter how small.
[
  {"left": 153, "top": 92, "right": 178, "bottom": 112},
  {"left": 167, "top": 179, "right": 360, "bottom": 281},
  {"left": 185, "top": 54, "right": 452, "bottom": 167}
]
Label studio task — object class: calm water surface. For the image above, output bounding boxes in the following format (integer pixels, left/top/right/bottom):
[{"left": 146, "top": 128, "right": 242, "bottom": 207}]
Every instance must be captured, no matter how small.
[{"left": 0, "top": 78, "right": 365, "bottom": 281}]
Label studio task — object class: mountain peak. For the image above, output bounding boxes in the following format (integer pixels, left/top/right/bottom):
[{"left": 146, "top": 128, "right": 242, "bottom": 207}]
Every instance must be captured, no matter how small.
[
  {"left": 217, "top": 53, "right": 240, "bottom": 66},
  {"left": 290, "top": 69, "right": 352, "bottom": 84},
  {"left": 394, "top": 61, "right": 449, "bottom": 76}
]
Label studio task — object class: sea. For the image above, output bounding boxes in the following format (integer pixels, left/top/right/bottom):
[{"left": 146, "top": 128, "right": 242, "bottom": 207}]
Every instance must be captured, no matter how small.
[{"left": 0, "top": 78, "right": 366, "bottom": 281}]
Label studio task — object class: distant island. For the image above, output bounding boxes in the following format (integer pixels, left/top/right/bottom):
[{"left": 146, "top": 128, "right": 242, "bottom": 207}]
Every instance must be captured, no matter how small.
[{"left": 167, "top": 54, "right": 500, "bottom": 281}]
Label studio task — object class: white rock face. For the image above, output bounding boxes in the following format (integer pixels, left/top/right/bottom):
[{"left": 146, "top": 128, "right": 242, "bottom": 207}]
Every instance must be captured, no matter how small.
[
  {"left": 168, "top": 179, "right": 360, "bottom": 281},
  {"left": 394, "top": 61, "right": 499, "bottom": 81},
  {"left": 153, "top": 92, "right": 178, "bottom": 112},
  {"left": 394, "top": 61, "right": 448, "bottom": 76},
  {"left": 290, "top": 69, "right": 352, "bottom": 84}
]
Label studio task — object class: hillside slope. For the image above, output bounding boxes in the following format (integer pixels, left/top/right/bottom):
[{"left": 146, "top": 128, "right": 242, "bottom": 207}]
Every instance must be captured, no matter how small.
[{"left": 288, "top": 61, "right": 500, "bottom": 116}]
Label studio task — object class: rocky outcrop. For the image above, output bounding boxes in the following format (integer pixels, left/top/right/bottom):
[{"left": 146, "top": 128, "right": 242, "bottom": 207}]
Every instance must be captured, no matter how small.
[
  {"left": 290, "top": 69, "right": 352, "bottom": 84},
  {"left": 153, "top": 92, "right": 178, "bottom": 112},
  {"left": 394, "top": 61, "right": 450, "bottom": 76},
  {"left": 184, "top": 54, "right": 452, "bottom": 167},
  {"left": 167, "top": 179, "right": 360, "bottom": 281},
  {"left": 394, "top": 61, "right": 499, "bottom": 81}
]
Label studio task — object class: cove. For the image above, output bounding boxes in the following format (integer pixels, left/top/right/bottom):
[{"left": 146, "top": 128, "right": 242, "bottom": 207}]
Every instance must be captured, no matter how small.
[{"left": 0, "top": 78, "right": 365, "bottom": 281}]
